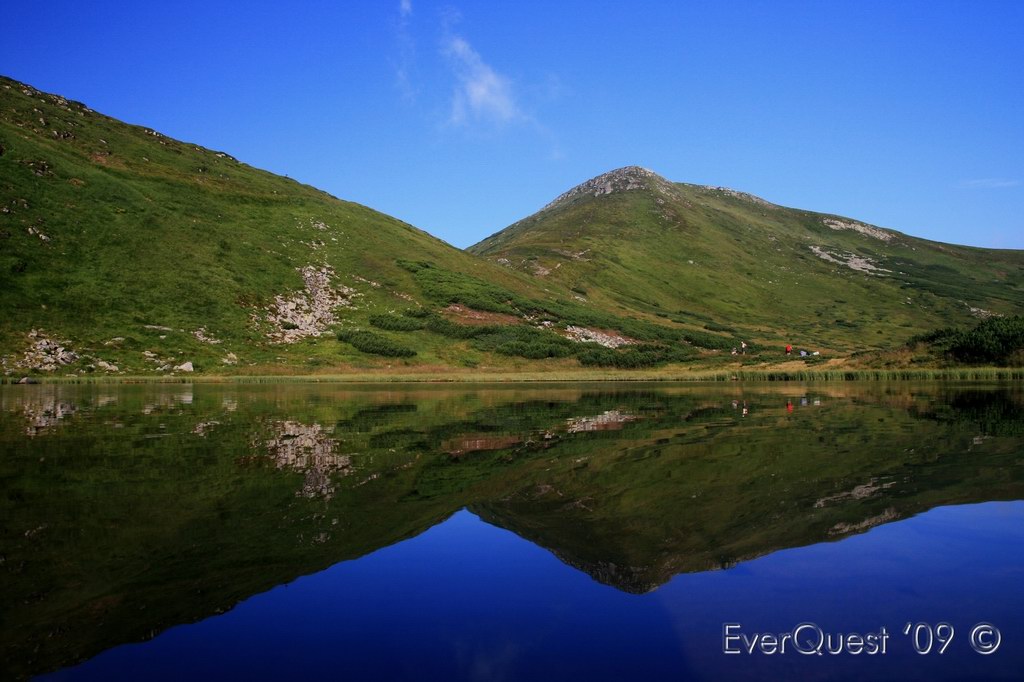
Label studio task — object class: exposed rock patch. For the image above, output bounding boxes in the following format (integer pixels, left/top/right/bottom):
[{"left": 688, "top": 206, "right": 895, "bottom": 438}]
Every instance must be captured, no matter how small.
[
  {"left": 964, "top": 302, "right": 999, "bottom": 319},
  {"left": 192, "top": 327, "right": 222, "bottom": 344},
  {"left": 543, "top": 166, "right": 673, "bottom": 212},
  {"left": 26, "top": 226, "right": 50, "bottom": 241},
  {"left": 564, "top": 325, "right": 634, "bottom": 348},
  {"left": 809, "top": 246, "right": 891, "bottom": 275},
  {"left": 263, "top": 265, "right": 359, "bottom": 343},
  {"left": 18, "top": 330, "right": 78, "bottom": 371},
  {"left": 700, "top": 185, "right": 775, "bottom": 208},
  {"left": 822, "top": 218, "right": 894, "bottom": 242}
]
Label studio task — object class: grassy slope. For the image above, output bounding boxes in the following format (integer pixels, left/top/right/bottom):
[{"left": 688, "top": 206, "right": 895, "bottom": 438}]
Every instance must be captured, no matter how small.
[
  {"left": 3, "top": 77, "right": 1020, "bottom": 378},
  {"left": 0, "top": 76, "right": 584, "bottom": 375},
  {"left": 470, "top": 169, "right": 1024, "bottom": 353}
]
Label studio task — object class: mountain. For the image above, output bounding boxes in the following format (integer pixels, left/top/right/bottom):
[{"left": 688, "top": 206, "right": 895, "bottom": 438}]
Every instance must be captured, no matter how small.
[
  {"left": 470, "top": 166, "right": 1024, "bottom": 352},
  {"left": 2, "top": 76, "right": 1020, "bottom": 378},
  {"left": 0, "top": 76, "right": 584, "bottom": 376}
]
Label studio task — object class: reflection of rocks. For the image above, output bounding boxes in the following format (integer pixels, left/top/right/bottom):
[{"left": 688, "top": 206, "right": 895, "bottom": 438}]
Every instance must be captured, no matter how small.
[
  {"left": 565, "top": 410, "right": 638, "bottom": 433},
  {"left": 829, "top": 508, "right": 899, "bottom": 536},
  {"left": 1, "top": 389, "right": 80, "bottom": 436},
  {"left": 141, "top": 390, "right": 193, "bottom": 414},
  {"left": 814, "top": 478, "right": 895, "bottom": 508},
  {"left": 261, "top": 421, "right": 351, "bottom": 499},
  {"left": 552, "top": 553, "right": 660, "bottom": 595},
  {"left": 22, "top": 399, "right": 77, "bottom": 436}
]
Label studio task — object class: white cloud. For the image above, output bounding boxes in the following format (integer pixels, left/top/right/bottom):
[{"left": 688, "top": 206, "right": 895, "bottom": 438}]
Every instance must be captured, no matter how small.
[
  {"left": 959, "top": 178, "right": 1020, "bottom": 189},
  {"left": 443, "top": 35, "right": 524, "bottom": 127},
  {"left": 394, "top": 0, "right": 416, "bottom": 101}
]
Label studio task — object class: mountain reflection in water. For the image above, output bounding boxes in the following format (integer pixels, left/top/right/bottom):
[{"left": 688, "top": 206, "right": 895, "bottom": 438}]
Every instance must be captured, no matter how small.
[{"left": 1, "top": 383, "right": 1022, "bottom": 680}]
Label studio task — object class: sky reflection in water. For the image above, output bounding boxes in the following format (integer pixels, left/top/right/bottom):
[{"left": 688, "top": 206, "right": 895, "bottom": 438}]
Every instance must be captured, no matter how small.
[{"left": 2, "top": 383, "right": 1021, "bottom": 681}]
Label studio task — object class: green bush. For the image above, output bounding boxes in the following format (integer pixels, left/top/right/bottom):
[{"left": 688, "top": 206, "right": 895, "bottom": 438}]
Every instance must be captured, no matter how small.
[
  {"left": 947, "top": 316, "right": 1024, "bottom": 364},
  {"left": 369, "top": 314, "right": 425, "bottom": 331},
  {"left": 910, "top": 316, "right": 1024, "bottom": 365},
  {"left": 576, "top": 344, "right": 693, "bottom": 368},
  {"left": 495, "top": 340, "right": 573, "bottom": 359},
  {"left": 425, "top": 316, "right": 500, "bottom": 339},
  {"left": 337, "top": 329, "right": 417, "bottom": 357},
  {"left": 402, "top": 307, "right": 432, "bottom": 318}
]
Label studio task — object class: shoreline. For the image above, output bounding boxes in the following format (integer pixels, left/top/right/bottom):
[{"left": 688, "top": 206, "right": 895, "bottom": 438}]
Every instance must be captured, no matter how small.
[{"left": 2, "top": 367, "right": 1022, "bottom": 385}]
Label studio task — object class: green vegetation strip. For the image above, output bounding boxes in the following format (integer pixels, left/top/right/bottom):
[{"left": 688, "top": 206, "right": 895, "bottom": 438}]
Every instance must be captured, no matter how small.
[{"left": 5, "top": 367, "right": 1022, "bottom": 385}]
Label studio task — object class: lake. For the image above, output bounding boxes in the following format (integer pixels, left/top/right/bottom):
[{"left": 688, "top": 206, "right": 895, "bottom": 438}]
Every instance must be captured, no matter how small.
[{"left": 2, "top": 382, "right": 1022, "bottom": 681}]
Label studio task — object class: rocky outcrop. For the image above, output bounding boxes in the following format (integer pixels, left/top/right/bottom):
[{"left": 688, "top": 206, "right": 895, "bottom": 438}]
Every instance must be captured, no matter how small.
[
  {"left": 564, "top": 325, "right": 633, "bottom": 348},
  {"left": 809, "top": 245, "right": 891, "bottom": 275},
  {"left": 699, "top": 185, "right": 776, "bottom": 208},
  {"left": 263, "top": 265, "right": 359, "bottom": 343},
  {"left": 542, "top": 166, "right": 673, "bottom": 212},
  {"left": 18, "top": 330, "right": 78, "bottom": 371},
  {"left": 822, "top": 218, "right": 894, "bottom": 242},
  {"left": 192, "top": 327, "right": 222, "bottom": 344}
]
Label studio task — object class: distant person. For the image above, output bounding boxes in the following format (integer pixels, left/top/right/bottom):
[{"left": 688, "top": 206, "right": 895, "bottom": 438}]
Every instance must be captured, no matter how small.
[
  {"left": 785, "top": 344, "right": 792, "bottom": 355},
  {"left": 741, "top": 341, "right": 747, "bottom": 354}
]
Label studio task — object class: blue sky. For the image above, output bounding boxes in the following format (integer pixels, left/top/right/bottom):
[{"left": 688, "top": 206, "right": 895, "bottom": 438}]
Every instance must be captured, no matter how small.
[{"left": 3, "top": 1, "right": 1022, "bottom": 248}]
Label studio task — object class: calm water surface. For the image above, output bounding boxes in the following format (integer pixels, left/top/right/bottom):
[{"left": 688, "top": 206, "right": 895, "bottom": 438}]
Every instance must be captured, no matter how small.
[{"left": 1, "top": 382, "right": 1022, "bottom": 681}]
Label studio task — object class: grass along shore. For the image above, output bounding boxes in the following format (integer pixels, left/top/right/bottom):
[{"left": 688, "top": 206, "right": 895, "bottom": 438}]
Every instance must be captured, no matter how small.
[{"left": 3, "top": 366, "right": 1022, "bottom": 384}]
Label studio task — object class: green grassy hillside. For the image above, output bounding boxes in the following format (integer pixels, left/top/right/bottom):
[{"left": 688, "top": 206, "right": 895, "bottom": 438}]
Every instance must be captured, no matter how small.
[
  {"left": 470, "top": 166, "right": 1024, "bottom": 353},
  {"left": 0, "top": 76, "right": 608, "bottom": 376},
  {"left": 3, "top": 77, "right": 1020, "bottom": 377}
]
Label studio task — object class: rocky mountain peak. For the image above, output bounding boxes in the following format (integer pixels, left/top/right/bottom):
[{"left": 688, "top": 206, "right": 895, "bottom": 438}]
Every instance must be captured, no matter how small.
[{"left": 541, "top": 166, "right": 672, "bottom": 212}]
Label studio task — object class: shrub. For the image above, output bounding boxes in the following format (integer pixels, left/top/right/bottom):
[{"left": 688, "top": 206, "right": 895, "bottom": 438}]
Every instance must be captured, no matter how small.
[
  {"left": 425, "top": 316, "right": 500, "bottom": 339},
  {"left": 402, "top": 307, "right": 432, "bottom": 318},
  {"left": 337, "top": 329, "right": 416, "bottom": 357},
  {"left": 946, "top": 316, "right": 1024, "bottom": 364},
  {"left": 369, "top": 314, "right": 425, "bottom": 332},
  {"left": 910, "top": 316, "right": 1024, "bottom": 365}
]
